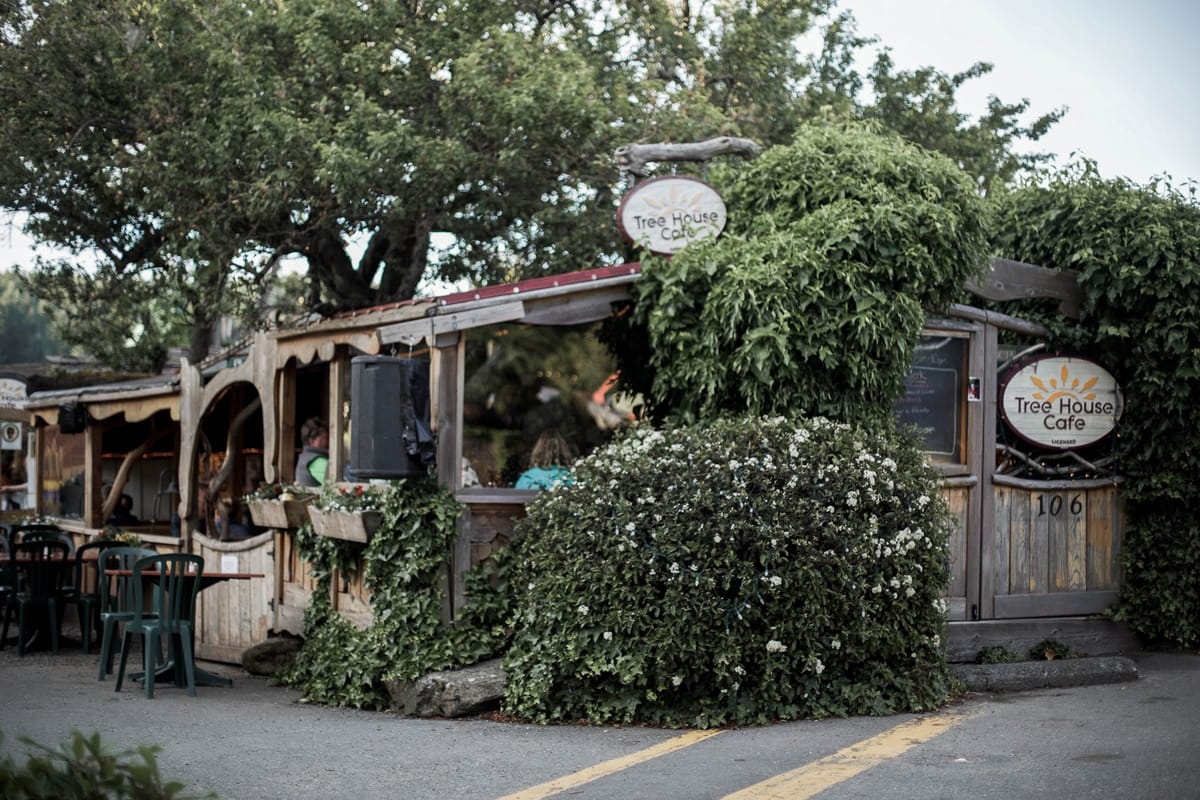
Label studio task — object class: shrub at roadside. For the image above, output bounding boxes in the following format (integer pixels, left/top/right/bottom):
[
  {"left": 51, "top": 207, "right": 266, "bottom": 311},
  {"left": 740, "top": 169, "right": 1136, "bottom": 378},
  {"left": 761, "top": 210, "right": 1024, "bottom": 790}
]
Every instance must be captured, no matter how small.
[
  {"left": 0, "top": 730, "right": 215, "bottom": 799},
  {"left": 503, "top": 415, "right": 955, "bottom": 728}
]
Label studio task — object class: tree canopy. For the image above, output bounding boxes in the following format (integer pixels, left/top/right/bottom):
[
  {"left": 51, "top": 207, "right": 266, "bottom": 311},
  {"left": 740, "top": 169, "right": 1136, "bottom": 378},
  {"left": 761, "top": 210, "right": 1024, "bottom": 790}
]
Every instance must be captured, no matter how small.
[
  {"left": 0, "top": 272, "right": 72, "bottom": 364},
  {"left": 0, "top": 0, "right": 1062, "bottom": 368}
]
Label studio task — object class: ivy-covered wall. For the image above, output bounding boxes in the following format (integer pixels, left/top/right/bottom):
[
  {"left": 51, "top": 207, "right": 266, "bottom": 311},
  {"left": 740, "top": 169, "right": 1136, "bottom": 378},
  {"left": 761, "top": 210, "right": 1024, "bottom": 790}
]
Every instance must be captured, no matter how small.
[
  {"left": 992, "top": 165, "right": 1200, "bottom": 647},
  {"left": 278, "top": 480, "right": 512, "bottom": 709}
]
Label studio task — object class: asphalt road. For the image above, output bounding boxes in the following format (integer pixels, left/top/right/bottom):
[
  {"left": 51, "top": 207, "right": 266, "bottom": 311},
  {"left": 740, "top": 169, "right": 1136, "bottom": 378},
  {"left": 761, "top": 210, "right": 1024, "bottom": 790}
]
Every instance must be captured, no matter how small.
[{"left": 2, "top": 642, "right": 1197, "bottom": 800}]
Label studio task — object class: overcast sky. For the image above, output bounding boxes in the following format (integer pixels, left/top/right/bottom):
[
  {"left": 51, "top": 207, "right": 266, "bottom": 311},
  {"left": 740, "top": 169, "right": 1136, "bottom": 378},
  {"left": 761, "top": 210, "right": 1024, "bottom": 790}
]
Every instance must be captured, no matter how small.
[
  {"left": 3, "top": 1, "right": 1197, "bottom": 272},
  {"left": 842, "top": 0, "right": 1200, "bottom": 184}
]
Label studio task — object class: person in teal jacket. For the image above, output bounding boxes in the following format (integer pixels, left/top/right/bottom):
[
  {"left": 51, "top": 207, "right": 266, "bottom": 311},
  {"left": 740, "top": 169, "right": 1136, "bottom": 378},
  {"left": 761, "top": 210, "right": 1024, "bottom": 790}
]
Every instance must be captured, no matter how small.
[{"left": 515, "top": 430, "right": 575, "bottom": 489}]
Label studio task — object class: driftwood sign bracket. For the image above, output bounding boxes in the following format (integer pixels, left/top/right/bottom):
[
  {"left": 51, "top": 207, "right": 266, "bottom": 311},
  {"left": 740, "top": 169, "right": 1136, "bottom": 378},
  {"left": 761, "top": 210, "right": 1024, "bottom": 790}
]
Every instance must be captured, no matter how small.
[{"left": 614, "top": 136, "right": 760, "bottom": 178}]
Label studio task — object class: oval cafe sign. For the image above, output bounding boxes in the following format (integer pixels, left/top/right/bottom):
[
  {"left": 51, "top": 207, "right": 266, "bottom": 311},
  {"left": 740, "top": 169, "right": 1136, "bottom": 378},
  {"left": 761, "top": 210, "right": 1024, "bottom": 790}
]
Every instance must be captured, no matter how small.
[
  {"left": 999, "top": 354, "right": 1123, "bottom": 451},
  {"left": 616, "top": 175, "right": 728, "bottom": 255}
]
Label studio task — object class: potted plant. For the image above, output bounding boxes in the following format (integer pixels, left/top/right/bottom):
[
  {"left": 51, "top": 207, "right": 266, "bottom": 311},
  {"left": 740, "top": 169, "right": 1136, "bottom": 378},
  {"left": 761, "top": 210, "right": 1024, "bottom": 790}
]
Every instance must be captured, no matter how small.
[
  {"left": 243, "top": 482, "right": 315, "bottom": 529},
  {"left": 306, "top": 484, "right": 384, "bottom": 543},
  {"left": 96, "top": 525, "right": 144, "bottom": 547}
]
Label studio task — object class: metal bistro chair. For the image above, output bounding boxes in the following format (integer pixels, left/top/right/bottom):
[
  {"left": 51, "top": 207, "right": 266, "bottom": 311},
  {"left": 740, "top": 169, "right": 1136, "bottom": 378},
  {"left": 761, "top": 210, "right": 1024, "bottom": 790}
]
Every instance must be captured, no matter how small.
[
  {"left": 96, "top": 545, "right": 159, "bottom": 680},
  {"left": 115, "top": 553, "right": 205, "bottom": 699},
  {"left": 0, "top": 539, "right": 72, "bottom": 655}
]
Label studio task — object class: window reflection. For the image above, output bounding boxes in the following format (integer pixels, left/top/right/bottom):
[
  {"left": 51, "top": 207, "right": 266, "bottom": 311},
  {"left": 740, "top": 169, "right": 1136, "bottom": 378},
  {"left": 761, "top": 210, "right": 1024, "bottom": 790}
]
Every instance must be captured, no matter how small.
[{"left": 462, "top": 322, "right": 634, "bottom": 488}]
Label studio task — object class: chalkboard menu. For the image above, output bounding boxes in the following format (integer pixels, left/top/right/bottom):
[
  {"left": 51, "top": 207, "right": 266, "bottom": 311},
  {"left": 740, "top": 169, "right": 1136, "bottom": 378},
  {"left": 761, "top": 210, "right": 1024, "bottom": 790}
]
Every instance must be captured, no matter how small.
[{"left": 893, "top": 335, "right": 966, "bottom": 459}]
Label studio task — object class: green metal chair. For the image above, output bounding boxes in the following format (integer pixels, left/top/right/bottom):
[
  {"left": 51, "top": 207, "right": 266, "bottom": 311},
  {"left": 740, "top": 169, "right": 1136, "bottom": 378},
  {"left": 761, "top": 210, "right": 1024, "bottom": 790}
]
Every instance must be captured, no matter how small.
[
  {"left": 14, "top": 525, "right": 75, "bottom": 555},
  {"left": 96, "top": 545, "right": 159, "bottom": 680},
  {"left": 0, "top": 539, "right": 71, "bottom": 655},
  {"left": 115, "top": 553, "right": 205, "bottom": 698},
  {"left": 0, "top": 534, "right": 16, "bottom": 634}
]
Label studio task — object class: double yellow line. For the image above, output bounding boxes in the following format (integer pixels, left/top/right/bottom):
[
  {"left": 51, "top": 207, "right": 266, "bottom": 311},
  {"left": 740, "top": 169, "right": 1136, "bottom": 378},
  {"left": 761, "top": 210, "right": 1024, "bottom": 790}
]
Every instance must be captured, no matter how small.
[{"left": 497, "top": 712, "right": 969, "bottom": 800}]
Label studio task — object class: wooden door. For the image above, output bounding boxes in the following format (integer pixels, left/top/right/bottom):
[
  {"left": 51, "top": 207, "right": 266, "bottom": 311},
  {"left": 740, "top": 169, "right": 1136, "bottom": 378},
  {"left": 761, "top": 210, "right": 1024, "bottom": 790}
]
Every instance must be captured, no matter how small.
[{"left": 193, "top": 531, "right": 275, "bottom": 663}]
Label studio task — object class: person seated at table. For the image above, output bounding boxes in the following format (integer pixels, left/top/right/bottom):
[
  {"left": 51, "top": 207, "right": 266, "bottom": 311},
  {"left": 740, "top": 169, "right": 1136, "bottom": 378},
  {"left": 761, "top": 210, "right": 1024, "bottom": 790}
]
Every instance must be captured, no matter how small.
[
  {"left": 295, "top": 417, "right": 330, "bottom": 487},
  {"left": 214, "top": 499, "right": 255, "bottom": 540},
  {"left": 515, "top": 430, "right": 576, "bottom": 490},
  {"left": 107, "top": 493, "right": 139, "bottom": 526}
]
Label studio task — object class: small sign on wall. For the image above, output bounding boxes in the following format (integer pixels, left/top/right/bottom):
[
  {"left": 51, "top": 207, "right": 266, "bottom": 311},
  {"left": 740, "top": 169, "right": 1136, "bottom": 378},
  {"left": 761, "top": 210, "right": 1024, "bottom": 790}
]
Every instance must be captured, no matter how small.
[
  {"left": 999, "top": 354, "right": 1123, "bottom": 451},
  {"left": 0, "top": 422, "right": 21, "bottom": 450}
]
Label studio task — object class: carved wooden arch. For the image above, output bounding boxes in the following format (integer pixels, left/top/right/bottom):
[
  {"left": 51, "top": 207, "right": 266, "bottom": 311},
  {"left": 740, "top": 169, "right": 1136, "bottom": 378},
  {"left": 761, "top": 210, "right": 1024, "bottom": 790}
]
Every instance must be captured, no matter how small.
[{"left": 178, "top": 332, "right": 279, "bottom": 537}]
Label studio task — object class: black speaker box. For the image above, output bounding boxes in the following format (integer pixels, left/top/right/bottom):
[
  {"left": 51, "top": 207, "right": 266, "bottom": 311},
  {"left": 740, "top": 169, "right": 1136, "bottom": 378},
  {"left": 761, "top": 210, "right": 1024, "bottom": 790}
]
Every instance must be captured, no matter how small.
[
  {"left": 58, "top": 402, "right": 88, "bottom": 434},
  {"left": 348, "top": 356, "right": 436, "bottom": 479}
]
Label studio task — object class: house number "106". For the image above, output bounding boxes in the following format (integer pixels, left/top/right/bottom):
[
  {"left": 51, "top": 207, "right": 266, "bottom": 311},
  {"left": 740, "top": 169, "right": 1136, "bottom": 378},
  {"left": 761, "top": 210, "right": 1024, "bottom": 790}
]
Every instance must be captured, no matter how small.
[{"left": 1037, "top": 494, "right": 1083, "bottom": 517}]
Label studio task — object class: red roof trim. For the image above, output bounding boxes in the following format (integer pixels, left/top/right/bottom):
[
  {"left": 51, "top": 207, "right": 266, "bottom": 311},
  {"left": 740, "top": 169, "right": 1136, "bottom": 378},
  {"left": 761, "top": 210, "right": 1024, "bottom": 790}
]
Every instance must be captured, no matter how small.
[
  {"left": 438, "top": 263, "right": 642, "bottom": 307},
  {"left": 330, "top": 262, "right": 643, "bottom": 319}
]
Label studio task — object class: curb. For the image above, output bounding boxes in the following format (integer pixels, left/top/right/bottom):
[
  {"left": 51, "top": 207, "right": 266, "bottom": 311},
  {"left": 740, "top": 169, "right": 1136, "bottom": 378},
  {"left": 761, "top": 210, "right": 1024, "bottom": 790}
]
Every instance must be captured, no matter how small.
[{"left": 950, "top": 655, "right": 1139, "bottom": 694}]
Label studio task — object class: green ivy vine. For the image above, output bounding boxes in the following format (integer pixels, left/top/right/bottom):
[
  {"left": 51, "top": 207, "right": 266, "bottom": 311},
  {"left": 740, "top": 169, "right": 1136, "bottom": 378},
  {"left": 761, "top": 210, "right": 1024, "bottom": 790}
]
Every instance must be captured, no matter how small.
[{"left": 277, "top": 478, "right": 515, "bottom": 709}]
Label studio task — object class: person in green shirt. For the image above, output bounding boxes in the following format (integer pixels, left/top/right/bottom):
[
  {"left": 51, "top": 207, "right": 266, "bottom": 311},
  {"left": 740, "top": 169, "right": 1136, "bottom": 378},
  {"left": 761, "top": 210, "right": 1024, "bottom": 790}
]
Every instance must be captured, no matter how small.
[
  {"left": 515, "top": 430, "right": 575, "bottom": 489},
  {"left": 296, "top": 417, "right": 330, "bottom": 487}
]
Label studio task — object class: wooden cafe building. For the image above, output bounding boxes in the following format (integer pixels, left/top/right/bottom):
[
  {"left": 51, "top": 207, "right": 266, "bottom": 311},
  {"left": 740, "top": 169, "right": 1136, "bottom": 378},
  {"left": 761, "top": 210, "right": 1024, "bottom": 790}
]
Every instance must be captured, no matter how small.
[{"left": 12, "top": 257, "right": 1135, "bottom": 665}]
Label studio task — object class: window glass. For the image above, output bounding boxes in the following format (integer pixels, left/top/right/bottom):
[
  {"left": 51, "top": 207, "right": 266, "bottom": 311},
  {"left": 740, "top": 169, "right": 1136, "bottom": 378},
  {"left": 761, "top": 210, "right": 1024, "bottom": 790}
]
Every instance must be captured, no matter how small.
[
  {"left": 462, "top": 322, "right": 631, "bottom": 488},
  {"left": 39, "top": 425, "right": 86, "bottom": 518}
]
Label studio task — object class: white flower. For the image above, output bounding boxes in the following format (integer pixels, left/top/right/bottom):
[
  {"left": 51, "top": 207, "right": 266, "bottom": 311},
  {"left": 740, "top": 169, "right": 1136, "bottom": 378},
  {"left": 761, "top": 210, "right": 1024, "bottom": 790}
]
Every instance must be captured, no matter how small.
[
  {"left": 812, "top": 658, "right": 825, "bottom": 675},
  {"left": 625, "top": 522, "right": 636, "bottom": 532},
  {"left": 905, "top": 586, "right": 916, "bottom": 598},
  {"left": 713, "top": 533, "right": 722, "bottom": 543},
  {"left": 831, "top": 639, "right": 841, "bottom": 650},
  {"left": 766, "top": 639, "right": 787, "bottom": 654},
  {"left": 672, "top": 675, "right": 683, "bottom": 687},
  {"left": 603, "top": 631, "right": 613, "bottom": 641},
  {"left": 768, "top": 575, "right": 783, "bottom": 587},
  {"left": 577, "top": 605, "right": 589, "bottom": 615},
  {"left": 733, "top": 665, "right": 746, "bottom": 675}
]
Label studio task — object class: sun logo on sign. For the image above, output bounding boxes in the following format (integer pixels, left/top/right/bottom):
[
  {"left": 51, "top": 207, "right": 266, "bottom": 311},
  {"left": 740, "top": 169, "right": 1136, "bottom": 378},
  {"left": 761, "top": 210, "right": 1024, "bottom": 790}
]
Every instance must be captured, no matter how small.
[
  {"left": 1029, "top": 364, "right": 1098, "bottom": 403},
  {"left": 643, "top": 185, "right": 708, "bottom": 215}
]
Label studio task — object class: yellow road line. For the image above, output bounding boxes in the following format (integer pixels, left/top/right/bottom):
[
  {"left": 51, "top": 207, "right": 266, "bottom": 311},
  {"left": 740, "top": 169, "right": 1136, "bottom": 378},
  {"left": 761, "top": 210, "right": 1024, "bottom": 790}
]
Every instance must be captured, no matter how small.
[
  {"left": 723, "top": 712, "right": 970, "bottom": 800},
  {"left": 496, "top": 728, "right": 725, "bottom": 800}
]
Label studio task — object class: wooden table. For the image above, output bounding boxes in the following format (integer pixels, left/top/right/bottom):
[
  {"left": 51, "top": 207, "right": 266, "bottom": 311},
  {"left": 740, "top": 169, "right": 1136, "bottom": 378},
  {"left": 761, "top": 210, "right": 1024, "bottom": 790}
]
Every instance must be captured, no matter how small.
[{"left": 107, "top": 568, "right": 265, "bottom": 688}]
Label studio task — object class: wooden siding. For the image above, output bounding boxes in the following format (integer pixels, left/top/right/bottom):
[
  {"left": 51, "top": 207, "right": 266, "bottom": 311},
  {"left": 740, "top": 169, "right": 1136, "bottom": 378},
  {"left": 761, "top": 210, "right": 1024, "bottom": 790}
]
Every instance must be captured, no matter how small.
[
  {"left": 940, "top": 481, "right": 971, "bottom": 621},
  {"left": 991, "top": 477, "right": 1123, "bottom": 619},
  {"left": 276, "top": 530, "right": 320, "bottom": 635}
]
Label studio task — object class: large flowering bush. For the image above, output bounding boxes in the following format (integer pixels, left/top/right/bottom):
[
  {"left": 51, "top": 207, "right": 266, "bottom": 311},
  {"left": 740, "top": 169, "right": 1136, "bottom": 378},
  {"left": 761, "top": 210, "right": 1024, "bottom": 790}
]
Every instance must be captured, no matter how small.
[{"left": 503, "top": 415, "right": 955, "bottom": 727}]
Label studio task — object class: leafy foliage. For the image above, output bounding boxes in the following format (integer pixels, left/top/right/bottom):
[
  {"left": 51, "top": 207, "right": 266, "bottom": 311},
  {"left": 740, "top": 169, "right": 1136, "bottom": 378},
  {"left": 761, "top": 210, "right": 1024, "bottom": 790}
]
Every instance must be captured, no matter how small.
[
  {"left": 0, "top": 730, "right": 214, "bottom": 800},
  {"left": 627, "top": 123, "right": 989, "bottom": 422},
  {"left": 278, "top": 479, "right": 511, "bottom": 709},
  {"left": 1, "top": 1, "right": 1061, "bottom": 368},
  {"left": 0, "top": 273, "right": 72, "bottom": 364},
  {"left": 504, "top": 416, "right": 955, "bottom": 727},
  {"left": 991, "top": 165, "right": 1200, "bottom": 647}
]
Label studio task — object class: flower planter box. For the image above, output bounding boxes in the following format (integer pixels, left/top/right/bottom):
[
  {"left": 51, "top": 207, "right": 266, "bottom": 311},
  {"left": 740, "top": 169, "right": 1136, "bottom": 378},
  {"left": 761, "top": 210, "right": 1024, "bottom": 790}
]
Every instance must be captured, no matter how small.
[
  {"left": 307, "top": 507, "right": 382, "bottom": 543},
  {"left": 247, "top": 496, "right": 314, "bottom": 529}
]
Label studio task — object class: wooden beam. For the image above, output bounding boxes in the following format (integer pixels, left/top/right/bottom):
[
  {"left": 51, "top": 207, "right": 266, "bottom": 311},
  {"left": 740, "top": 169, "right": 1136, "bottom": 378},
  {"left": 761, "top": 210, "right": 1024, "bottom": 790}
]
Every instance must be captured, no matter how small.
[{"left": 967, "top": 258, "right": 1085, "bottom": 319}]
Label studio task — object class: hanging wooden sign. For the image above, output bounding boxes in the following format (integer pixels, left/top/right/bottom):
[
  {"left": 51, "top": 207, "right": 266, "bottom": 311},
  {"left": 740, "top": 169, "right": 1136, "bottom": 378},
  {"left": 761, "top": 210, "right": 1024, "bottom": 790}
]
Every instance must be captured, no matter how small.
[
  {"left": 999, "top": 354, "right": 1123, "bottom": 451},
  {"left": 616, "top": 176, "right": 727, "bottom": 255}
]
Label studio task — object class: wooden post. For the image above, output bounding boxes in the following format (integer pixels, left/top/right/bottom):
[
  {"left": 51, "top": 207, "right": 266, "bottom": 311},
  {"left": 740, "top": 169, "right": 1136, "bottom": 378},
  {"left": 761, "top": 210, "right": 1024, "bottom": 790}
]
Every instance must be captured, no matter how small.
[{"left": 328, "top": 352, "right": 350, "bottom": 485}]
